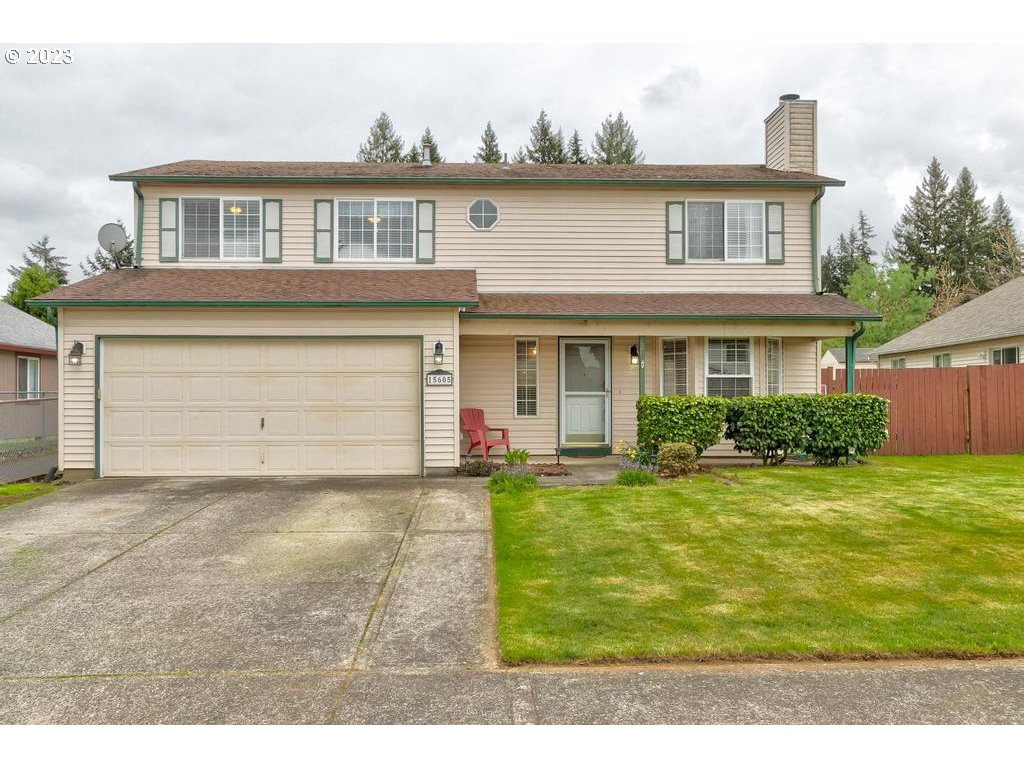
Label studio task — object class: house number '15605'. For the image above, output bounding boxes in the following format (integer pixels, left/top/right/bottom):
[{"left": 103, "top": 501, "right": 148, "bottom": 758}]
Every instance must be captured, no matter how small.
[{"left": 426, "top": 370, "right": 454, "bottom": 386}]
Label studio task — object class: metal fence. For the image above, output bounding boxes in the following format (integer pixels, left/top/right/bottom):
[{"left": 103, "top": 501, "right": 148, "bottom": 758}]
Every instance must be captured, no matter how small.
[{"left": 0, "top": 391, "right": 58, "bottom": 483}]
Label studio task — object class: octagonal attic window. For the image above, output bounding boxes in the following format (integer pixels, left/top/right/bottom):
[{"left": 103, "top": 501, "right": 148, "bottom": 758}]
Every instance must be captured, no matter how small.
[{"left": 467, "top": 198, "right": 499, "bottom": 230}]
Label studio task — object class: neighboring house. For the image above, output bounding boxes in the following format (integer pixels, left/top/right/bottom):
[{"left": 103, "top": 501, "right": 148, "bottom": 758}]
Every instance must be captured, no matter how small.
[
  {"left": 876, "top": 276, "right": 1024, "bottom": 369},
  {"left": 30, "top": 94, "right": 876, "bottom": 479},
  {"left": 820, "top": 346, "right": 879, "bottom": 371},
  {"left": 0, "top": 302, "right": 57, "bottom": 402}
]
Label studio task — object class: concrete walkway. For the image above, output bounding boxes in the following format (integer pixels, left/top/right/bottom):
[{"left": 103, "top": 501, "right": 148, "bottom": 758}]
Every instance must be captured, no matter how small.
[{"left": 1, "top": 477, "right": 1022, "bottom": 724}]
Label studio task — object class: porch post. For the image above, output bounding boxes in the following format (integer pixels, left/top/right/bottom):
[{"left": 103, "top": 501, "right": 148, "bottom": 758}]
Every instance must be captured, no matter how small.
[
  {"left": 638, "top": 336, "right": 645, "bottom": 396},
  {"left": 845, "top": 322, "right": 865, "bottom": 394}
]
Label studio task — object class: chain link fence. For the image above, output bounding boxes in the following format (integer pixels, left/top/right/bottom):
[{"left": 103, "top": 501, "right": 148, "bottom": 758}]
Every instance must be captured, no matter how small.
[{"left": 1, "top": 392, "right": 58, "bottom": 483}]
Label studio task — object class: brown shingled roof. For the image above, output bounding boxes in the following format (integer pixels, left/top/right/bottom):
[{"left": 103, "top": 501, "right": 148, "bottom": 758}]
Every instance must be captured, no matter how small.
[
  {"left": 29, "top": 268, "right": 479, "bottom": 306},
  {"left": 111, "top": 160, "right": 843, "bottom": 186},
  {"left": 465, "top": 292, "right": 878, "bottom": 320}
]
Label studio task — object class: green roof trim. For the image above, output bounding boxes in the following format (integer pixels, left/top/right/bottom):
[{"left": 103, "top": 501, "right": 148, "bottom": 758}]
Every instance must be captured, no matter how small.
[
  {"left": 463, "top": 312, "right": 881, "bottom": 322},
  {"left": 111, "top": 174, "right": 846, "bottom": 189}
]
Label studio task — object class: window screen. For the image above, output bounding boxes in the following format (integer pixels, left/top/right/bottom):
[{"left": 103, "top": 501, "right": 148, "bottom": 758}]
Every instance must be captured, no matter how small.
[
  {"left": 706, "top": 338, "right": 752, "bottom": 397},
  {"left": 181, "top": 198, "right": 220, "bottom": 260}
]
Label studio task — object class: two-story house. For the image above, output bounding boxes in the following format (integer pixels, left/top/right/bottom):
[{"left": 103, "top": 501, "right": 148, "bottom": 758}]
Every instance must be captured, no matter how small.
[{"left": 32, "top": 95, "right": 877, "bottom": 479}]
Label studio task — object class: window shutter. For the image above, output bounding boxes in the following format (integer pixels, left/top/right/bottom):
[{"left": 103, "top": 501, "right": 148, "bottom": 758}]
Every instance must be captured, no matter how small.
[
  {"left": 766, "top": 202, "right": 784, "bottom": 264},
  {"left": 416, "top": 200, "right": 435, "bottom": 263},
  {"left": 666, "top": 202, "right": 685, "bottom": 262},
  {"left": 159, "top": 198, "right": 179, "bottom": 262},
  {"left": 313, "top": 199, "right": 333, "bottom": 263},
  {"left": 263, "top": 199, "right": 282, "bottom": 263}
]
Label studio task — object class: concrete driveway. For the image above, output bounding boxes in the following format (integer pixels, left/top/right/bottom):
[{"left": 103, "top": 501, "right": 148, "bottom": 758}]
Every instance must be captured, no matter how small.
[{"left": 2, "top": 477, "right": 1024, "bottom": 724}]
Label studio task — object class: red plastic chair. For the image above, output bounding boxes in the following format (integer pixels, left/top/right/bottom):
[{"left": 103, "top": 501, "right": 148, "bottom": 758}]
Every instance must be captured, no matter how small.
[{"left": 460, "top": 407, "right": 511, "bottom": 460}]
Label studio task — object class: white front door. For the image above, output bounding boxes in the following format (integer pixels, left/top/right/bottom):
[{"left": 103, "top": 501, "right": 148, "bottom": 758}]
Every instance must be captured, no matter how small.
[{"left": 560, "top": 338, "right": 611, "bottom": 446}]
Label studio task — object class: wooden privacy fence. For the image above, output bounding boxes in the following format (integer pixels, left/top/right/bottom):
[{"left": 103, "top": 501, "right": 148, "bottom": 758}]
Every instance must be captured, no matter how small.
[{"left": 821, "top": 365, "right": 1024, "bottom": 455}]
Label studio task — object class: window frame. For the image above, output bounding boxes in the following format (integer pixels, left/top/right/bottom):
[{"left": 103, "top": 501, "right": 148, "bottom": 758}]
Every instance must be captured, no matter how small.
[
  {"left": 16, "top": 355, "right": 40, "bottom": 400},
  {"left": 682, "top": 199, "right": 768, "bottom": 264},
  {"left": 466, "top": 198, "right": 500, "bottom": 231},
  {"left": 178, "top": 196, "right": 263, "bottom": 262},
  {"left": 890, "top": 357, "right": 907, "bottom": 369},
  {"left": 514, "top": 337, "right": 539, "bottom": 418},
  {"left": 990, "top": 345, "right": 1020, "bottom": 365},
  {"left": 659, "top": 337, "right": 688, "bottom": 395},
  {"left": 933, "top": 352, "right": 952, "bottom": 368},
  {"left": 765, "top": 337, "right": 783, "bottom": 395},
  {"left": 334, "top": 197, "right": 417, "bottom": 262},
  {"left": 704, "top": 337, "right": 754, "bottom": 397}
]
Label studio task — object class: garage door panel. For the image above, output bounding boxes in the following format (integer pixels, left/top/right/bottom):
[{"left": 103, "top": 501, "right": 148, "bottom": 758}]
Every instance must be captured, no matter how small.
[{"left": 102, "top": 338, "right": 421, "bottom": 477}]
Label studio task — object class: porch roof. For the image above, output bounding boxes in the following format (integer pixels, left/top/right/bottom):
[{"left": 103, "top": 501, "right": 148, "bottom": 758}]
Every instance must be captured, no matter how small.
[{"left": 464, "top": 292, "right": 880, "bottom": 321}]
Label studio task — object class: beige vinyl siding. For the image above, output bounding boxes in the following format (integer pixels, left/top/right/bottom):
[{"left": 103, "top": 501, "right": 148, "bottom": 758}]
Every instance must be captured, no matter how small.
[
  {"left": 765, "top": 109, "right": 789, "bottom": 170},
  {"left": 57, "top": 306, "right": 459, "bottom": 473},
  {"left": 788, "top": 102, "right": 817, "bottom": 174},
  {"left": 139, "top": 183, "right": 816, "bottom": 293},
  {"left": 782, "top": 338, "right": 821, "bottom": 393},
  {"left": 878, "top": 335, "right": 1024, "bottom": 369}
]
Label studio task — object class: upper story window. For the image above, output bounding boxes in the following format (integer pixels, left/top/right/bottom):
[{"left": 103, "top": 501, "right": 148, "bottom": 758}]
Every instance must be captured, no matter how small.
[
  {"left": 337, "top": 199, "right": 414, "bottom": 259},
  {"left": 179, "top": 198, "right": 262, "bottom": 261},
  {"left": 667, "top": 201, "right": 784, "bottom": 264},
  {"left": 467, "top": 199, "right": 499, "bottom": 230}
]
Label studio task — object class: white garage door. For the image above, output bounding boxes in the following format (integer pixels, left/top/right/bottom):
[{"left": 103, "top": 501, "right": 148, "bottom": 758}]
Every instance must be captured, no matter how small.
[{"left": 101, "top": 338, "right": 421, "bottom": 476}]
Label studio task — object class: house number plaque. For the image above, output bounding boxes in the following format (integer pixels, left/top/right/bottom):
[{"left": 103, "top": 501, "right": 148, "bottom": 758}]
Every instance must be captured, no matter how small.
[{"left": 426, "top": 369, "right": 454, "bottom": 386}]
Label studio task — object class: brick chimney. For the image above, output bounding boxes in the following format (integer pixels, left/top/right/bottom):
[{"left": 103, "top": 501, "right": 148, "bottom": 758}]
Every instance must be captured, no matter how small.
[{"left": 764, "top": 94, "right": 817, "bottom": 174}]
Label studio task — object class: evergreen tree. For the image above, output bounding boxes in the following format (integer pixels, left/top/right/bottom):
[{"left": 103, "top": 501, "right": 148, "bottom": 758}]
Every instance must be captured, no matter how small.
[
  {"left": 945, "top": 166, "right": 989, "bottom": 294},
  {"left": 474, "top": 122, "right": 502, "bottom": 163},
  {"left": 4, "top": 265, "right": 60, "bottom": 323},
  {"left": 984, "top": 192, "right": 1022, "bottom": 283},
  {"left": 853, "top": 210, "right": 877, "bottom": 263},
  {"left": 80, "top": 221, "right": 135, "bottom": 276},
  {"left": 510, "top": 148, "right": 528, "bottom": 164},
  {"left": 7, "top": 235, "right": 70, "bottom": 285},
  {"left": 591, "top": 111, "right": 645, "bottom": 164},
  {"left": 356, "top": 112, "right": 405, "bottom": 162},
  {"left": 404, "top": 127, "right": 444, "bottom": 163},
  {"left": 567, "top": 129, "right": 588, "bottom": 164},
  {"left": 525, "top": 110, "right": 567, "bottom": 164},
  {"left": 820, "top": 211, "right": 876, "bottom": 295},
  {"left": 844, "top": 255, "right": 934, "bottom": 347},
  {"left": 889, "top": 157, "right": 950, "bottom": 293}
]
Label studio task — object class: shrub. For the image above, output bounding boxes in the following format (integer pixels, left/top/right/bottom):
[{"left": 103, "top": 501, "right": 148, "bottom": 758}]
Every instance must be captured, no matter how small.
[
  {"left": 804, "top": 394, "right": 889, "bottom": 465},
  {"left": 504, "top": 449, "right": 530, "bottom": 467},
  {"left": 724, "top": 395, "right": 814, "bottom": 466},
  {"left": 636, "top": 395, "right": 728, "bottom": 456},
  {"left": 657, "top": 442, "right": 699, "bottom": 476},
  {"left": 616, "top": 469, "right": 658, "bottom": 486},
  {"left": 458, "top": 459, "right": 499, "bottom": 477},
  {"left": 488, "top": 470, "right": 538, "bottom": 494}
]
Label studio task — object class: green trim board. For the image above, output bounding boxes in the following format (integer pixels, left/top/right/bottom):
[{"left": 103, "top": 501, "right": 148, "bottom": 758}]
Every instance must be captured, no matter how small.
[
  {"left": 92, "top": 334, "right": 429, "bottom": 478},
  {"left": 638, "top": 336, "right": 645, "bottom": 396},
  {"left": 262, "top": 199, "right": 283, "bottom": 263},
  {"left": 112, "top": 174, "right": 846, "bottom": 189},
  {"left": 29, "top": 299, "right": 479, "bottom": 308},
  {"left": 558, "top": 446, "right": 613, "bottom": 458},
  {"left": 462, "top": 312, "right": 881, "bottom": 322},
  {"left": 810, "top": 188, "right": 825, "bottom": 293}
]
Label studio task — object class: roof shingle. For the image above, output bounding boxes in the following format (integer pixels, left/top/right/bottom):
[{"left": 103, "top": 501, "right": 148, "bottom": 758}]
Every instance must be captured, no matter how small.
[{"left": 0, "top": 301, "right": 56, "bottom": 353}]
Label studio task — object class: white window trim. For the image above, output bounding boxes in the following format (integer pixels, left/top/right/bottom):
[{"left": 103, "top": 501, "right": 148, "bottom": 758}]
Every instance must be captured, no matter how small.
[
  {"left": 704, "top": 336, "right": 754, "bottom": 397},
  {"left": 179, "top": 196, "right": 263, "bottom": 262},
  {"left": 933, "top": 352, "right": 952, "bottom": 368},
  {"left": 466, "top": 198, "right": 500, "bottom": 231},
  {"left": 16, "top": 355, "right": 40, "bottom": 400},
  {"left": 890, "top": 357, "right": 907, "bottom": 369},
  {"left": 990, "top": 345, "right": 1020, "bottom": 365},
  {"left": 514, "top": 337, "right": 539, "bottom": 418},
  {"left": 334, "top": 197, "right": 417, "bottom": 262},
  {"left": 765, "top": 337, "right": 783, "bottom": 395},
  {"left": 685, "top": 199, "right": 767, "bottom": 264},
  {"left": 659, "top": 337, "right": 688, "bottom": 396}
]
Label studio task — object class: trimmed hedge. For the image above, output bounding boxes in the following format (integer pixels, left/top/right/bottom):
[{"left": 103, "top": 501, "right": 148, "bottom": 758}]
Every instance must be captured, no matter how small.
[
  {"left": 724, "top": 395, "right": 814, "bottom": 466},
  {"left": 804, "top": 394, "right": 890, "bottom": 465},
  {"left": 636, "top": 395, "right": 728, "bottom": 456},
  {"left": 723, "top": 393, "right": 889, "bottom": 466}
]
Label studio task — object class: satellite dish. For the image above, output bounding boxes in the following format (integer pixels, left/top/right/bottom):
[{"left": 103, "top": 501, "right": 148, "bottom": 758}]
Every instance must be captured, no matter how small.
[{"left": 97, "top": 222, "right": 128, "bottom": 255}]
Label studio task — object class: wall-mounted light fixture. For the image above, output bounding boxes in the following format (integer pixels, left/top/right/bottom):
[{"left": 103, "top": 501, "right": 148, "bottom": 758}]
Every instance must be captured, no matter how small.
[
  {"left": 629, "top": 344, "right": 640, "bottom": 366},
  {"left": 68, "top": 340, "right": 84, "bottom": 366},
  {"left": 434, "top": 340, "right": 444, "bottom": 365}
]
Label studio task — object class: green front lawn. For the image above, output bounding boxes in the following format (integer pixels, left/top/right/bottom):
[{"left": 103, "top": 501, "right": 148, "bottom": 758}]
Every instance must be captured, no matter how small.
[
  {"left": 0, "top": 482, "right": 56, "bottom": 510},
  {"left": 492, "top": 455, "right": 1024, "bottom": 663}
]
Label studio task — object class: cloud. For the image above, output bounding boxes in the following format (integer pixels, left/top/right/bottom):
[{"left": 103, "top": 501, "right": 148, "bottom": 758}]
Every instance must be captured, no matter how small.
[{"left": 639, "top": 65, "right": 701, "bottom": 108}]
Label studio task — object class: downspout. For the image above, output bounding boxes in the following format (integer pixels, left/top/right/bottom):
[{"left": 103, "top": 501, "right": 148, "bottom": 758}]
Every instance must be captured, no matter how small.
[
  {"left": 810, "top": 187, "right": 826, "bottom": 294},
  {"left": 132, "top": 182, "right": 144, "bottom": 267},
  {"left": 845, "top": 322, "right": 865, "bottom": 394}
]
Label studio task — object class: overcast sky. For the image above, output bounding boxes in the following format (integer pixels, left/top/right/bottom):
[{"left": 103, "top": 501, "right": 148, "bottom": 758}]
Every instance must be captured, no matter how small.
[{"left": 1, "top": 43, "right": 1022, "bottom": 291}]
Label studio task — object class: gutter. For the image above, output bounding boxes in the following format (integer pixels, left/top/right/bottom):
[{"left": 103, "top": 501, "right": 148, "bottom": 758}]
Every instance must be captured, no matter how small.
[
  {"left": 845, "top": 321, "right": 866, "bottom": 394},
  {"left": 810, "top": 187, "right": 826, "bottom": 294}
]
